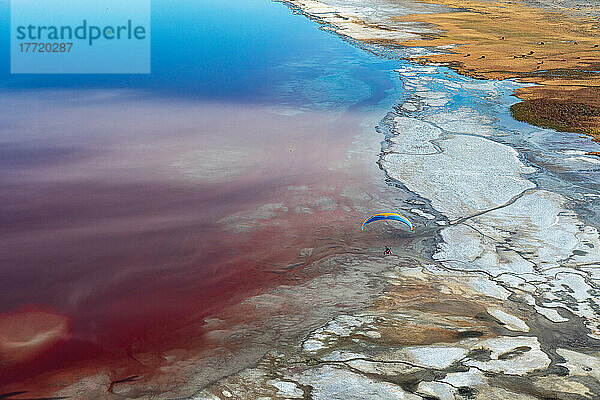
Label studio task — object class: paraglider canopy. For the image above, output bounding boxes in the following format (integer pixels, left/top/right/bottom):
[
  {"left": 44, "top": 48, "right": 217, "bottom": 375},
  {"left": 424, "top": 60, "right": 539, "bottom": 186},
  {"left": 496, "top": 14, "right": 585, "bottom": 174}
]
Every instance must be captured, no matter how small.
[{"left": 361, "top": 213, "right": 413, "bottom": 231}]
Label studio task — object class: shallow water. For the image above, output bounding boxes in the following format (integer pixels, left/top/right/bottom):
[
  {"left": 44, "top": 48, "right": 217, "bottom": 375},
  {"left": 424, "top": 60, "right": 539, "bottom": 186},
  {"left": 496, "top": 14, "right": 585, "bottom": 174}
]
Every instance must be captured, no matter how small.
[{"left": 0, "top": 0, "right": 408, "bottom": 393}]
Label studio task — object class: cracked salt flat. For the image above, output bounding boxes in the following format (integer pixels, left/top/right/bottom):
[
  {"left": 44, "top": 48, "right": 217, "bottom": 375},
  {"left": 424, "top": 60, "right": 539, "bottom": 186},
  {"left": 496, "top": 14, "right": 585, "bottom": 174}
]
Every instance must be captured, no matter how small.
[
  {"left": 449, "top": 190, "right": 600, "bottom": 335},
  {"left": 344, "top": 359, "right": 422, "bottom": 375},
  {"left": 399, "top": 346, "right": 469, "bottom": 368},
  {"left": 425, "top": 107, "right": 496, "bottom": 136},
  {"left": 557, "top": 348, "right": 600, "bottom": 379},
  {"left": 441, "top": 368, "right": 486, "bottom": 387},
  {"left": 302, "top": 314, "right": 376, "bottom": 352},
  {"left": 382, "top": 63, "right": 600, "bottom": 338},
  {"left": 466, "top": 275, "right": 512, "bottom": 299},
  {"left": 268, "top": 380, "right": 304, "bottom": 398},
  {"left": 416, "top": 381, "right": 455, "bottom": 400},
  {"left": 388, "top": 116, "right": 441, "bottom": 155},
  {"left": 464, "top": 336, "right": 551, "bottom": 375},
  {"left": 469, "top": 190, "right": 597, "bottom": 269},
  {"left": 434, "top": 223, "right": 537, "bottom": 276},
  {"left": 411, "top": 208, "right": 435, "bottom": 219},
  {"left": 487, "top": 308, "right": 530, "bottom": 332},
  {"left": 291, "top": 365, "right": 421, "bottom": 400},
  {"left": 382, "top": 131, "right": 536, "bottom": 220},
  {"left": 302, "top": 312, "right": 549, "bottom": 376}
]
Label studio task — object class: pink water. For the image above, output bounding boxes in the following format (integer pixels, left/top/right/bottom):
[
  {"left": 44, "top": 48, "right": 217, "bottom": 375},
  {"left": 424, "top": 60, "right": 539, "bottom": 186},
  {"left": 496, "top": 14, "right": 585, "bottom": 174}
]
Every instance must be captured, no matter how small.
[{"left": 0, "top": 96, "right": 390, "bottom": 396}]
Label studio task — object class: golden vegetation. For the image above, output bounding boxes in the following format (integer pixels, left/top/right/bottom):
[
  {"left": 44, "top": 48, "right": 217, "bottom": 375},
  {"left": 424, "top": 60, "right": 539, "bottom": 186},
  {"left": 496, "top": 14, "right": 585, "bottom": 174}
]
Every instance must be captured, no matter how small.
[{"left": 395, "top": 0, "right": 600, "bottom": 142}]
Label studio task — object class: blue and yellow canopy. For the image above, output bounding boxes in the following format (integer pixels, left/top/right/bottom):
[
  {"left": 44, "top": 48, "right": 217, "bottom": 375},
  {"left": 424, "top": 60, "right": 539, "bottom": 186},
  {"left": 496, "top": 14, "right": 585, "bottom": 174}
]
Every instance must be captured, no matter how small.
[{"left": 361, "top": 213, "right": 413, "bottom": 231}]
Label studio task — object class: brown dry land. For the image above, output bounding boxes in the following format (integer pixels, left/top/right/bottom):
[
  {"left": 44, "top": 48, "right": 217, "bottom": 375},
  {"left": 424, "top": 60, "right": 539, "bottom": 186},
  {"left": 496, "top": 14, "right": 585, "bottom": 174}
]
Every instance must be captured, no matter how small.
[{"left": 395, "top": 0, "right": 600, "bottom": 146}]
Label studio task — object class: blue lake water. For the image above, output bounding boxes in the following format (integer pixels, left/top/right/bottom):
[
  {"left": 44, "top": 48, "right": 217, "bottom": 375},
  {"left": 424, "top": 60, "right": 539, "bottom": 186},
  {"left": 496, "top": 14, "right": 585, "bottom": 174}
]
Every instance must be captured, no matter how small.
[{"left": 0, "top": 0, "right": 402, "bottom": 108}]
